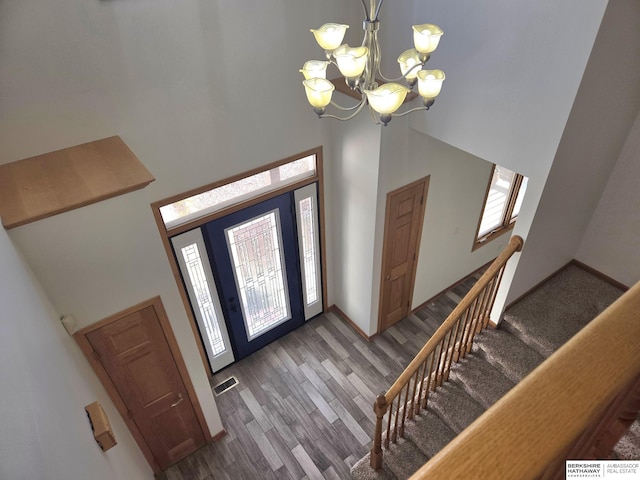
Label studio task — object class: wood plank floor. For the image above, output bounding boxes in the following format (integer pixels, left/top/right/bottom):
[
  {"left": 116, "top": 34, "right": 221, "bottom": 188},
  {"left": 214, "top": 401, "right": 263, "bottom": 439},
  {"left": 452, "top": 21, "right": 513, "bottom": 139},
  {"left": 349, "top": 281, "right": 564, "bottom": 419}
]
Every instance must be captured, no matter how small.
[{"left": 157, "top": 271, "right": 482, "bottom": 480}]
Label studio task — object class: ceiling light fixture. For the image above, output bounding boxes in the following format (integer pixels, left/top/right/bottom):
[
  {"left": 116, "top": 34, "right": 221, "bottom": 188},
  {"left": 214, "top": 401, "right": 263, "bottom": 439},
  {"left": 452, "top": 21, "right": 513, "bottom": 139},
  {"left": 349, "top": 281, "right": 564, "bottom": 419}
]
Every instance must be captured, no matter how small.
[{"left": 301, "top": 0, "right": 445, "bottom": 126}]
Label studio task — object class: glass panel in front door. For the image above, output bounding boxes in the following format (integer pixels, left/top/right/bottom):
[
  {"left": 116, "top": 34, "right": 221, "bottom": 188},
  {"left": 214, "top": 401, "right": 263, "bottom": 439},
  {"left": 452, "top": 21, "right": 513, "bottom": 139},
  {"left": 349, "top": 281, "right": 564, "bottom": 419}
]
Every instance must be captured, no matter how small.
[
  {"left": 203, "top": 191, "right": 304, "bottom": 361},
  {"left": 225, "top": 210, "right": 291, "bottom": 339}
]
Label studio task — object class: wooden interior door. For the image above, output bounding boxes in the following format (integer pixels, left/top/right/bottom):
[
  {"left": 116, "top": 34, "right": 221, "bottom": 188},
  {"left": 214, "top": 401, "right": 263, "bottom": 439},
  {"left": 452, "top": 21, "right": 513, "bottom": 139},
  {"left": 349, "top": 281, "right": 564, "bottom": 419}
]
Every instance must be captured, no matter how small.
[
  {"left": 82, "top": 298, "right": 206, "bottom": 471},
  {"left": 378, "top": 177, "right": 429, "bottom": 332}
]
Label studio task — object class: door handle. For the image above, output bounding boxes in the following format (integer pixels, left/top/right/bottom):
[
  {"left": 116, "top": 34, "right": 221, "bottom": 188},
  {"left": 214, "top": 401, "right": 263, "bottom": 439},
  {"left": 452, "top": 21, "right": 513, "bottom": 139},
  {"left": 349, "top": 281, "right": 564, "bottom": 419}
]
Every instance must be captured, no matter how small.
[
  {"left": 228, "top": 297, "right": 238, "bottom": 312},
  {"left": 170, "top": 393, "right": 184, "bottom": 408}
]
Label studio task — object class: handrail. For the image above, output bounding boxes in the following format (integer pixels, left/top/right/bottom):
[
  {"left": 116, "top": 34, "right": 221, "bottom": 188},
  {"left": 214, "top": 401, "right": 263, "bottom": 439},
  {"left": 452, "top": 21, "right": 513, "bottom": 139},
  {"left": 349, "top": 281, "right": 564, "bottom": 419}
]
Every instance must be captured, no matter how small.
[
  {"left": 409, "top": 279, "right": 640, "bottom": 479},
  {"left": 370, "top": 235, "right": 523, "bottom": 469}
]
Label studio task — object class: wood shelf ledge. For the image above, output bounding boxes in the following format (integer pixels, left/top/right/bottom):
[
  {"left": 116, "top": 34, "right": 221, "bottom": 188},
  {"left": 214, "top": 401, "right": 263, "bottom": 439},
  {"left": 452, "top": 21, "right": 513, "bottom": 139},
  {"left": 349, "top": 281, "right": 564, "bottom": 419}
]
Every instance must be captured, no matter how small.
[{"left": 0, "top": 136, "right": 155, "bottom": 229}]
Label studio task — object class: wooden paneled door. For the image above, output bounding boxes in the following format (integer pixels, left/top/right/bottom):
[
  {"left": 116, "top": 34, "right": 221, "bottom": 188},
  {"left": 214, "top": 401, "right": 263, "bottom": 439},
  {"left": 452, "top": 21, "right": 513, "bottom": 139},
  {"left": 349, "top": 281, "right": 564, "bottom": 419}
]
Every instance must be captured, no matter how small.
[
  {"left": 378, "top": 177, "right": 429, "bottom": 333},
  {"left": 76, "top": 297, "right": 209, "bottom": 473}
]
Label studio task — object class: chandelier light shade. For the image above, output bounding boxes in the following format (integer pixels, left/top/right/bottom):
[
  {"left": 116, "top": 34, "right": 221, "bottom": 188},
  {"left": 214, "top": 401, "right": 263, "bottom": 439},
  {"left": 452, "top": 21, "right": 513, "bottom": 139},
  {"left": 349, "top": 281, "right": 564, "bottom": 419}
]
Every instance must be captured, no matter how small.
[
  {"left": 303, "top": 78, "right": 335, "bottom": 113},
  {"left": 310, "top": 23, "right": 349, "bottom": 51},
  {"left": 300, "top": 60, "right": 329, "bottom": 80},
  {"left": 412, "top": 24, "right": 444, "bottom": 54},
  {"left": 301, "top": 0, "right": 446, "bottom": 125},
  {"left": 417, "top": 69, "right": 446, "bottom": 100},
  {"left": 334, "top": 45, "right": 369, "bottom": 79}
]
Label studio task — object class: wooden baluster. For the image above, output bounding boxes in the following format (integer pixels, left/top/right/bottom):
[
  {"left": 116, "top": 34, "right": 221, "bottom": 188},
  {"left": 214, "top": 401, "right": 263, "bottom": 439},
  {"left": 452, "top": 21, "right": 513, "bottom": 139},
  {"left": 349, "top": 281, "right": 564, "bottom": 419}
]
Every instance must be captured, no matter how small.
[
  {"left": 400, "top": 381, "right": 411, "bottom": 436},
  {"left": 385, "top": 396, "right": 393, "bottom": 449},
  {"left": 409, "top": 369, "right": 419, "bottom": 420},
  {"left": 415, "top": 359, "right": 429, "bottom": 415},
  {"left": 431, "top": 345, "right": 442, "bottom": 391},
  {"left": 445, "top": 319, "right": 460, "bottom": 381},
  {"left": 423, "top": 352, "right": 436, "bottom": 406},
  {"left": 477, "top": 277, "right": 495, "bottom": 330},
  {"left": 437, "top": 329, "right": 452, "bottom": 384},
  {"left": 457, "top": 307, "right": 472, "bottom": 359},
  {"left": 442, "top": 321, "right": 459, "bottom": 382},
  {"left": 451, "top": 317, "right": 462, "bottom": 362},
  {"left": 392, "top": 394, "right": 401, "bottom": 443},
  {"left": 460, "top": 298, "right": 479, "bottom": 354},
  {"left": 370, "top": 394, "right": 387, "bottom": 470},
  {"left": 435, "top": 338, "right": 447, "bottom": 387},
  {"left": 484, "top": 266, "right": 505, "bottom": 328},
  {"left": 472, "top": 284, "right": 492, "bottom": 341},
  {"left": 465, "top": 295, "right": 483, "bottom": 353}
]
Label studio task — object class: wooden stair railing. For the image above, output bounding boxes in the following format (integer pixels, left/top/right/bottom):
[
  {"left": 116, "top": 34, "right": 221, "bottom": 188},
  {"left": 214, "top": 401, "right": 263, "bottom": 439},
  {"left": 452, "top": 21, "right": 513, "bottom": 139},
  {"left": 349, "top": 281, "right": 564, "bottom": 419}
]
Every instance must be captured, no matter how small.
[
  {"left": 370, "top": 235, "right": 524, "bottom": 470},
  {"left": 408, "top": 277, "right": 640, "bottom": 479}
]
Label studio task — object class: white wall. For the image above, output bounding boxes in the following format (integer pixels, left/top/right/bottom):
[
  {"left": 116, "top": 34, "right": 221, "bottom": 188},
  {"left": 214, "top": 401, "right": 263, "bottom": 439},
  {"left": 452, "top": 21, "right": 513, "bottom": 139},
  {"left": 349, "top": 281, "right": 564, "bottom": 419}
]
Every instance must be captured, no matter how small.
[
  {"left": 0, "top": 0, "right": 360, "bottom": 438},
  {"left": 0, "top": 227, "right": 153, "bottom": 480},
  {"left": 404, "top": 0, "right": 607, "bottom": 177},
  {"left": 328, "top": 114, "right": 382, "bottom": 335},
  {"left": 576, "top": 109, "right": 640, "bottom": 288},
  {"left": 504, "top": 0, "right": 640, "bottom": 306}
]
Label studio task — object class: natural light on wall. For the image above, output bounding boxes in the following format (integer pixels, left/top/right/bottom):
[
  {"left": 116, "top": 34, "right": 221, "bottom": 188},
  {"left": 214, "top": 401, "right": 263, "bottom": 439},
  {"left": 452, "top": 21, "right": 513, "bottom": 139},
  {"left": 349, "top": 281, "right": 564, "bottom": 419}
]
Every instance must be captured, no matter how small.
[{"left": 160, "top": 155, "right": 317, "bottom": 229}]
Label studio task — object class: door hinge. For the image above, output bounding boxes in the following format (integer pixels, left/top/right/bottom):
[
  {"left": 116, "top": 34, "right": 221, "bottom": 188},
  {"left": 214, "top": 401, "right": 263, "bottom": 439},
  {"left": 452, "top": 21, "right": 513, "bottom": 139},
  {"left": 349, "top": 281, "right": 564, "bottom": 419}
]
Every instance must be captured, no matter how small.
[
  {"left": 92, "top": 350, "right": 100, "bottom": 362},
  {"left": 126, "top": 409, "right": 134, "bottom": 420},
  {"left": 420, "top": 195, "right": 424, "bottom": 205}
]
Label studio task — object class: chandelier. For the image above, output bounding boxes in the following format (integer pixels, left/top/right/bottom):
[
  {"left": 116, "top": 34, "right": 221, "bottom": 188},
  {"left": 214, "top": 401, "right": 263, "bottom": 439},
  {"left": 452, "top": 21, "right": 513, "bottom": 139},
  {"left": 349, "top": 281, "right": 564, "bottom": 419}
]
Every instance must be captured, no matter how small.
[{"left": 301, "top": 0, "right": 445, "bottom": 126}]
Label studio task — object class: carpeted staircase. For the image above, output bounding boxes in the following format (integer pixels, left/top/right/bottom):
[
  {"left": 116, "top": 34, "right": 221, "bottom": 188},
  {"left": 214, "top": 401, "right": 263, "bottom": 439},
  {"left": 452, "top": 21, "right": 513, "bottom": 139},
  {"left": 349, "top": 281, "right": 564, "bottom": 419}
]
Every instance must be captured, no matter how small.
[{"left": 351, "top": 264, "right": 636, "bottom": 479}]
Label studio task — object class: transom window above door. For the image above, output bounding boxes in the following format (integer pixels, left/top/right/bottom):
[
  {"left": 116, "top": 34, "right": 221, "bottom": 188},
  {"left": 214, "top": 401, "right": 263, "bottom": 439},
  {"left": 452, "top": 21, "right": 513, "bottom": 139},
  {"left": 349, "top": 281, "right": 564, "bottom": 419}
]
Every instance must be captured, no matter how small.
[{"left": 160, "top": 155, "right": 317, "bottom": 229}]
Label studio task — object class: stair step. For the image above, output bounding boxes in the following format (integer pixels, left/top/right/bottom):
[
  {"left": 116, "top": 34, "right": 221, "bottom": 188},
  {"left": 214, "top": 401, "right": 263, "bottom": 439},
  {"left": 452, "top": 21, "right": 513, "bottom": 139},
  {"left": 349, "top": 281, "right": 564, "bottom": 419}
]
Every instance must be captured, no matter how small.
[
  {"left": 428, "top": 379, "right": 486, "bottom": 433},
  {"left": 350, "top": 437, "right": 429, "bottom": 480},
  {"left": 449, "top": 351, "right": 516, "bottom": 409},
  {"left": 350, "top": 453, "right": 397, "bottom": 480},
  {"left": 612, "top": 416, "right": 640, "bottom": 460},
  {"left": 403, "top": 409, "right": 457, "bottom": 458},
  {"left": 501, "top": 265, "right": 624, "bottom": 358},
  {"left": 472, "top": 329, "right": 546, "bottom": 383},
  {"left": 382, "top": 437, "right": 430, "bottom": 479}
]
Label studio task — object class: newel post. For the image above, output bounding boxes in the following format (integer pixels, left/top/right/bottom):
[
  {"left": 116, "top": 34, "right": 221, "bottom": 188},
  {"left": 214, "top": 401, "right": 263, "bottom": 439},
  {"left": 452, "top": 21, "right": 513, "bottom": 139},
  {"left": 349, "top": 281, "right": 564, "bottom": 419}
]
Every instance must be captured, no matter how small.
[{"left": 370, "top": 394, "right": 388, "bottom": 470}]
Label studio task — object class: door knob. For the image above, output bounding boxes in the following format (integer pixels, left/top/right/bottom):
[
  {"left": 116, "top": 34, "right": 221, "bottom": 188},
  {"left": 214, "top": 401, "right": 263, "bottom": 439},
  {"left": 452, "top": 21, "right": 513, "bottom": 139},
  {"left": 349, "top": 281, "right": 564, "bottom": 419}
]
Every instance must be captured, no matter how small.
[{"left": 170, "top": 393, "right": 184, "bottom": 408}]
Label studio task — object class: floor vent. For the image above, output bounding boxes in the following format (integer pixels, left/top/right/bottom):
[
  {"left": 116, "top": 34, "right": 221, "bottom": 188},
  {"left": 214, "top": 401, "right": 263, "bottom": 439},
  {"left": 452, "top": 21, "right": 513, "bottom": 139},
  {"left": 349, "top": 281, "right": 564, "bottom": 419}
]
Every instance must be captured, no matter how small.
[{"left": 213, "top": 376, "right": 238, "bottom": 396}]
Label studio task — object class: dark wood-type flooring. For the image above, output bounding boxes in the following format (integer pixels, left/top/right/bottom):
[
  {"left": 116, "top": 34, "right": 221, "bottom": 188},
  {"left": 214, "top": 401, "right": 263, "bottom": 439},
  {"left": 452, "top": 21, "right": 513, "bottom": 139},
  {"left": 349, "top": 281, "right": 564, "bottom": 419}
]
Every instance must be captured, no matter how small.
[{"left": 157, "top": 271, "right": 482, "bottom": 480}]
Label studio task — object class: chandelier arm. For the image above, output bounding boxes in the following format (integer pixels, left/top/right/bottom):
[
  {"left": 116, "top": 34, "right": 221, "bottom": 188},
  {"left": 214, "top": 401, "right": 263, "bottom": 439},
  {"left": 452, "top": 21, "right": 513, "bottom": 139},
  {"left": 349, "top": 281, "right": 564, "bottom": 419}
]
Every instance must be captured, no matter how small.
[
  {"left": 390, "top": 105, "right": 431, "bottom": 118},
  {"left": 377, "top": 61, "right": 425, "bottom": 83},
  {"left": 329, "top": 97, "right": 366, "bottom": 111},
  {"left": 319, "top": 100, "right": 369, "bottom": 121}
]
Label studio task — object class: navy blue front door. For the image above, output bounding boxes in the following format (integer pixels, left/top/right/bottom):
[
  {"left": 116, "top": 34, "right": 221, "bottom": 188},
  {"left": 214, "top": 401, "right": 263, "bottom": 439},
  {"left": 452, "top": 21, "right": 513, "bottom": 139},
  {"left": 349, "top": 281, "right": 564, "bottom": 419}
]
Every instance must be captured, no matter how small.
[{"left": 203, "top": 193, "right": 303, "bottom": 361}]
